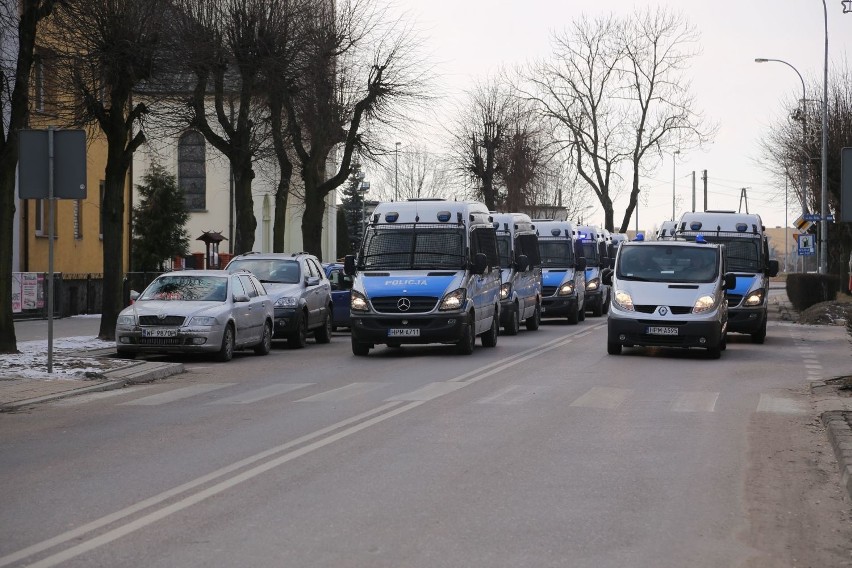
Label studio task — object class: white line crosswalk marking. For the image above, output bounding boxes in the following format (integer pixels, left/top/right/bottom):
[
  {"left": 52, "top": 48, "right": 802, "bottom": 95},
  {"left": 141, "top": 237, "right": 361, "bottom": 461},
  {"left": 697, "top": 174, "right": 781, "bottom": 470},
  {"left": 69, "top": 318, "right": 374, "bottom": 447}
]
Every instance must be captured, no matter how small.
[
  {"left": 671, "top": 391, "right": 719, "bottom": 412},
  {"left": 569, "top": 387, "right": 632, "bottom": 409},
  {"left": 475, "top": 385, "right": 547, "bottom": 405},
  {"left": 386, "top": 382, "right": 466, "bottom": 402},
  {"left": 295, "top": 382, "right": 385, "bottom": 402},
  {"left": 756, "top": 394, "right": 806, "bottom": 414},
  {"left": 119, "top": 384, "right": 235, "bottom": 406},
  {"left": 207, "top": 384, "right": 315, "bottom": 405}
]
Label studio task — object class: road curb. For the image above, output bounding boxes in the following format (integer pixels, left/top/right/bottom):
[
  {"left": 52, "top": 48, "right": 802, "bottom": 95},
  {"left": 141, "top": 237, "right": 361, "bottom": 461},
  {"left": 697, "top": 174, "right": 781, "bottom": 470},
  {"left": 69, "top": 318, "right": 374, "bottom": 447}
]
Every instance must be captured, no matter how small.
[{"left": 821, "top": 410, "right": 852, "bottom": 501}]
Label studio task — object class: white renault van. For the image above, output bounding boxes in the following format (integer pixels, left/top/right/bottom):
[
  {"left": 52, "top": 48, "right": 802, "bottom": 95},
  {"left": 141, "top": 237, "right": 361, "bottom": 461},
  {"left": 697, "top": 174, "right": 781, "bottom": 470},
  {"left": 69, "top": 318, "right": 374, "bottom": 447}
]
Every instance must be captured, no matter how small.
[{"left": 603, "top": 235, "right": 735, "bottom": 359}]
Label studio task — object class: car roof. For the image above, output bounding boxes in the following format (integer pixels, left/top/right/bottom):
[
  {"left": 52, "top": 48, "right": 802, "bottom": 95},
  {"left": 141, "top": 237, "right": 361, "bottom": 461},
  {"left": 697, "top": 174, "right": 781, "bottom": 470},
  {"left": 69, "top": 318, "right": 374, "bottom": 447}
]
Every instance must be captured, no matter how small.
[
  {"left": 158, "top": 270, "right": 232, "bottom": 277},
  {"left": 230, "top": 252, "right": 316, "bottom": 260}
]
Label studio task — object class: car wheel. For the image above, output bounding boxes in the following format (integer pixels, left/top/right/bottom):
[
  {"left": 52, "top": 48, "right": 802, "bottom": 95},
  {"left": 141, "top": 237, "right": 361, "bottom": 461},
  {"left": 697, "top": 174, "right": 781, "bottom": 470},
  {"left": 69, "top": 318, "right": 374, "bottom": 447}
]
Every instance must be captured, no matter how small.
[
  {"left": 591, "top": 298, "right": 603, "bottom": 317},
  {"left": 254, "top": 321, "right": 272, "bottom": 355},
  {"left": 352, "top": 338, "right": 371, "bottom": 356},
  {"left": 525, "top": 303, "right": 540, "bottom": 330},
  {"left": 720, "top": 333, "right": 727, "bottom": 351},
  {"left": 456, "top": 320, "right": 475, "bottom": 355},
  {"left": 315, "top": 309, "right": 333, "bottom": 344},
  {"left": 607, "top": 341, "right": 622, "bottom": 355},
  {"left": 578, "top": 304, "right": 586, "bottom": 321},
  {"left": 288, "top": 312, "right": 308, "bottom": 349},
  {"left": 504, "top": 303, "right": 520, "bottom": 335},
  {"left": 566, "top": 305, "right": 578, "bottom": 325},
  {"left": 481, "top": 311, "right": 498, "bottom": 347},
  {"left": 216, "top": 324, "right": 235, "bottom": 362},
  {"left": 751, "top": 323, "right": 766, "bottom": 344}
]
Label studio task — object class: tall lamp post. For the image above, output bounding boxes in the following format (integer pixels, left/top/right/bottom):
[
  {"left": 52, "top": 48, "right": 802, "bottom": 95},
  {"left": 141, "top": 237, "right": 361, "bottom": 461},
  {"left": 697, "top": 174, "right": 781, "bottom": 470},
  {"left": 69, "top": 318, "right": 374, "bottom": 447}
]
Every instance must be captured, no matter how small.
[
  {"left": 394, "top": 142, "right": 401, "bottom": 201},
  {"left": 671, "top": 150, "right": 680, "bottom": 221},
  {"left": 819, "top": 0, "right": 829, "bottom": 274}
]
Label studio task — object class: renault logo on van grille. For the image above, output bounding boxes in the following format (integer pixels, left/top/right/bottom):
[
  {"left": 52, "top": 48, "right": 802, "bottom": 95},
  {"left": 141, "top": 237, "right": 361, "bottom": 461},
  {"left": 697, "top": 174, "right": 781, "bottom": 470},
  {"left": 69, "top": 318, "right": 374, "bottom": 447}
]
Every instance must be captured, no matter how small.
[
  {"left": 658, "top": 306, "right": 668, "bottom": 316},
  {"left": 397, "top": 298, "right": 411, "bottom": 312}
]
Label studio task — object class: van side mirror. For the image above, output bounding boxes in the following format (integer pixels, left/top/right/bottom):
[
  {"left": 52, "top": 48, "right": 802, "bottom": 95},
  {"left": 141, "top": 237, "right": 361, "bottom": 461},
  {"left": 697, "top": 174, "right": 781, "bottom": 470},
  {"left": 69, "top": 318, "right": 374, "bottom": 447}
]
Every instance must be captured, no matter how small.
[
  {"left": 575, "top": 257, "right": 587, "bottom": 271},
  {"left": 724, "top": 273, "right": 737, "bottom": 290},
  {"left": 344, "top": 255, "right": 356, "bottom": 276},
  {"left": 472, "top": 253, "right": 488, "bottom": 275},
  {"left": 766, "top": 259, "right": 779, "bottom": 277},
  {"left": 515, "top": 254, "right": 529, "bottom": 272},
  {"left": 602, "top": 269, "right": 613, "bottom": 287}
]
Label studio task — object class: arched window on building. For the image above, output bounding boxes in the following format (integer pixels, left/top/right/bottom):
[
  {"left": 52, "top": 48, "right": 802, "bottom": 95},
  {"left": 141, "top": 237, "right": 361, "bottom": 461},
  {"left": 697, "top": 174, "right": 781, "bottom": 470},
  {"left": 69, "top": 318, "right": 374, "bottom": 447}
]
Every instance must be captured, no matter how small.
[{"left": 178, "top": 130, "right": 206, "bottom": 211}]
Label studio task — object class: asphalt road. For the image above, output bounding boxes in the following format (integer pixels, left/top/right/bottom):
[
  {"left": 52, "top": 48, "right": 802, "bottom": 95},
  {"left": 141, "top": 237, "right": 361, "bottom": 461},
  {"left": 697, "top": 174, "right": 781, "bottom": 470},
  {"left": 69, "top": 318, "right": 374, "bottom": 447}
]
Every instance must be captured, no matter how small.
[{"left": 1, "top": 309, "right": 851, "bottom": 567}]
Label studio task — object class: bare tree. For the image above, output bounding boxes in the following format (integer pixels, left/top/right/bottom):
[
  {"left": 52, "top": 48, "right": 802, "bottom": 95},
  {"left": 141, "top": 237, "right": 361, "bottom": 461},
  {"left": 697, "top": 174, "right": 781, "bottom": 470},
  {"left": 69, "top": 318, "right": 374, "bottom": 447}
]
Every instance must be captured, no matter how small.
[
  {"left": 0, "top": 0, "right": 62, "bottom": 353},
  {"left": 524, "top": 8, "right": 714, "bottom": 233},
  {"left": 370, "top": 144, "right": 452, "bottom": 202},
  {"left": 281, "top": 0, "right": 429, "bottom": 260},
  {"left": 47, "top": 0, "right": 168, "bottom": 340}
]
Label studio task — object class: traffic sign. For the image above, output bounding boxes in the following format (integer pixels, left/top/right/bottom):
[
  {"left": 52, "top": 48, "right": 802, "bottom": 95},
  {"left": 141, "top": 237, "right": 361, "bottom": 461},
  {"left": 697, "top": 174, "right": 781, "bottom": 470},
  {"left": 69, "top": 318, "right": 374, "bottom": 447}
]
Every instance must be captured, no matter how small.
[{"left": 797, "top": 234, "right": 815, "bottom": 256}]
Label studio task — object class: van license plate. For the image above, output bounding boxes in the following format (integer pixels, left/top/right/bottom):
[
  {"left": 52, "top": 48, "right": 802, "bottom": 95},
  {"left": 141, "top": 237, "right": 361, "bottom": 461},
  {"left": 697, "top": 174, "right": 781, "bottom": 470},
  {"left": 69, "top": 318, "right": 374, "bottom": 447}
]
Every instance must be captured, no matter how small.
[
  {"left": 388, "top": 328, "right": 420, "bottom": 337},
  {"left": 142, "top": 328, "right": 178, "bottom": 338},
  {"left": 646, "top": 326, "right": 678, "bottom": 336}
]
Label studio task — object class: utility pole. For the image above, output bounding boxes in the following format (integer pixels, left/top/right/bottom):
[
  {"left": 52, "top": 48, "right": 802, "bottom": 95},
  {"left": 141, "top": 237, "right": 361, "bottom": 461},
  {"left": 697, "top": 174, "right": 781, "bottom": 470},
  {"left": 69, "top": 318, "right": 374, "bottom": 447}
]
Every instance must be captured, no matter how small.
[
  {"left": 671, "top": 150, "right": 680, "bottom": 220},
  {"left": 394, "top": 142, "right": 401, "bottom": 201},
  {"left": 691, "top": 171, "right": 696, "bottom": 212},
  {"left": 702, "top": 170, "right": 708, "bottom": 211},
  {"left": 738, "top": 187, "right": 750, "bottom": 214}
]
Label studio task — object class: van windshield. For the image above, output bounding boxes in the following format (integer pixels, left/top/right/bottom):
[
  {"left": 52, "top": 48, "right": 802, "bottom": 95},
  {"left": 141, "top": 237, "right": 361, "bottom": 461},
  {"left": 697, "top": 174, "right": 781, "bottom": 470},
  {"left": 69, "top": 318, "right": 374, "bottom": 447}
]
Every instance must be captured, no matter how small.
[
  {"left": 581, "top": 241, "right": 598, "bottom": 263},
  {"left": 702, "top": 236, "right": 761, "bottom": 272},
  {"left": 617, "top": 245, "right": 718, "bottom": 283},
  {"left": 538, "top": 239, "right": 574, "bottom": 267},
  {"left": 496, "top": 235, "right": 512, "bottom": 268},
  {"left": 361, "top": 224, "right": 466, "bottom": 270}
]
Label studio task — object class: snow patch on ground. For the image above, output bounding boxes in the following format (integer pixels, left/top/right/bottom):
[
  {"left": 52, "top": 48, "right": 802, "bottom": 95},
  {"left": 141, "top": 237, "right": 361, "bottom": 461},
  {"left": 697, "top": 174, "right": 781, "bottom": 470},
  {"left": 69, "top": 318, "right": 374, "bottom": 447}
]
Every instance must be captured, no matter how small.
[{"left": 0, "top": 336, "right": 132, "bottom": 381}]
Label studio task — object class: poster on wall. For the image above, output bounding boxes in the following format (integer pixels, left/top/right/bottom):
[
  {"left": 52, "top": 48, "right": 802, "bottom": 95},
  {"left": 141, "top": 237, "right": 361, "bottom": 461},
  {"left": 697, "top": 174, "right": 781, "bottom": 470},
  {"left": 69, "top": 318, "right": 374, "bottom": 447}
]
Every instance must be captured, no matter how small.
[
  {"left": 22, "top": 273, "right": 38, "bottom": 310},
  {"left": 37, "top": 273, "right": 45, "bottom": 308},
  {"left": 12, "top": 274, "right": 22, "bottom": 313}
]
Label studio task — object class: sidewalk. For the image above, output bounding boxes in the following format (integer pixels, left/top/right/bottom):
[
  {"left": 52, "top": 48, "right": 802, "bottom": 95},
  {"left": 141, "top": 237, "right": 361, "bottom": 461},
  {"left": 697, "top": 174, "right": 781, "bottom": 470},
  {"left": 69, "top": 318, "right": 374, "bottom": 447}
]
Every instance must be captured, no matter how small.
[{"left": 1, "top": 316, "right": 184, "bottom": 412}]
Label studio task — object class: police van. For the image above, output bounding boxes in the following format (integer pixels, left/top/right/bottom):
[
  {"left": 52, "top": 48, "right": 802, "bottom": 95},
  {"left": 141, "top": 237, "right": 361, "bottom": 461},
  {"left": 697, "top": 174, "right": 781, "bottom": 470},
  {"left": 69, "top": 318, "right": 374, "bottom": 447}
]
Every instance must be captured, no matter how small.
[
  {"left": 492, "top": 213, "right": 543, "bottom": 334},
  {"left": 676, "top": 211, "right": 779, "bottom": 343},
  {"left": 603, "top": 234, "right": 736, "bottom": 358},
  {"left": 343, "top": 199, "right": 501, "bottom": 356},
  {"left": 534, "top": 220, "right": 587, "bottom": 325},
  {"left": 575, "top": 225, "right": 611, "bottom": 317}
]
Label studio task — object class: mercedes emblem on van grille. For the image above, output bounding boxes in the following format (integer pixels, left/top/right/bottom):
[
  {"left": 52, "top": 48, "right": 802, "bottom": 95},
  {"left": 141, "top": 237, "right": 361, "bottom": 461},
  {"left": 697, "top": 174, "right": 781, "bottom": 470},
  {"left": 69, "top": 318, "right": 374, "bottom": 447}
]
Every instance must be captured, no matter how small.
[
  {"left": 658, "top": 306, "right": 668, "bottom": 316},
  {"left": 397, "top": 298, "right": 411, "bottom": 312}
]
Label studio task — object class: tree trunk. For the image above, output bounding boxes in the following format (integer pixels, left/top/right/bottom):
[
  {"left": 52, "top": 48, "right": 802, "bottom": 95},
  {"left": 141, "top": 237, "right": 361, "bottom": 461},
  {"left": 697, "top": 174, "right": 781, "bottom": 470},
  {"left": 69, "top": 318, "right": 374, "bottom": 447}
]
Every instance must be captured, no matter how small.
[
  {"left": 273, "top": 178, "right": 289, "bottom": 253},
  {"left": 231, "top": 165, "right": 256, "bottom": 255},
  {"left": 301, "top": 165, "right": 326, "bottom": 261},
  {"left": 0, "top": 149, "right": 19, "bottom": 353},
  {"left": 98, "top": 147, "right": 129, "bottom": 340}
]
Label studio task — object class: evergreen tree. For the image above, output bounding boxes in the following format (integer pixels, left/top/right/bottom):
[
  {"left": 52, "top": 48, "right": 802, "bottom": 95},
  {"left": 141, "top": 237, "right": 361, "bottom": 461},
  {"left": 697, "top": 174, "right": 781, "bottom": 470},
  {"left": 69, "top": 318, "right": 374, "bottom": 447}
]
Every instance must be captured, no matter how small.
[
  {"left": 341, "top": 164, "right": 368, "bottom": 253},
  {"left": 131, "top": 165, "right": 190, "bottom": 272}
]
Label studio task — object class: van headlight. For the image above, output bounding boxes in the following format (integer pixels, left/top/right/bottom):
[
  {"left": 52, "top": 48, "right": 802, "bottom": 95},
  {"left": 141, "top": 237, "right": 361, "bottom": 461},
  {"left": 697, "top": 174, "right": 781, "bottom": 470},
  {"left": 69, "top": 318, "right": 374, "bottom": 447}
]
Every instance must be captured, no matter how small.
[
  {"left": 613, "top": 290, "right": 634, "bottom": 311},
  {"left": 743, "top": 289, "right": 765, "bottom": 307},
  {"left": 351, "top": 290, "right": 369, "bottom": 312},
  {"left": 439, "top": 288, "right": 466, "bottom": 311},
  {"left": 117, "top": 314, "right": 136, "bottom": 326},
  {"left": 557, "top": 282, "right": 575, "bottom": 296},
  {"left": 692, "top": 295, "right": 716, "bottom": 314},
  {"left": 586, "top": 278, "right": 600, "bottom": 291},
  {"left": 500, "top": 283, "right": 512, "bottom": 300}
]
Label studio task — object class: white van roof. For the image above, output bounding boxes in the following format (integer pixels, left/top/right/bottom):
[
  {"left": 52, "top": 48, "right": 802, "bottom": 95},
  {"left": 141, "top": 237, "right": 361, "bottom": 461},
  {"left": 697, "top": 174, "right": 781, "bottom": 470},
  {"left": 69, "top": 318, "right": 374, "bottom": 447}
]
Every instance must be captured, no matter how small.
[
  {"left": 370, "top": 199, "right": 491, "bottom": 226},
  {"left": 534, "top": 219, "right": 576, "bottom": 238},
  {"left": 678, "top": 211, "right": 765, "bottom": 236},
  {"left": 491, "top": 212, "right": 534, "bottom": 235}
]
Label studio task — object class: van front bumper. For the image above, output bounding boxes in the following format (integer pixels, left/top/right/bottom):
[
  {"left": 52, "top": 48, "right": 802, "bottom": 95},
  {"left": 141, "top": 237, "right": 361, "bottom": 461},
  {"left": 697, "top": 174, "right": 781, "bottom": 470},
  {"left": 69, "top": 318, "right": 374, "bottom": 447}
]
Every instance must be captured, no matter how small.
[
  {"left": 540, "top": 295, "right": 578, "bottom": 317},
  {"left": 350, "top": 312, "right": 470, "bottom": 345},
  {"left": 726, "top": 307, "right": 766, "bottom": 333},
  {"left": 607, "top": 313, "right": 723, "bottom": 349}
]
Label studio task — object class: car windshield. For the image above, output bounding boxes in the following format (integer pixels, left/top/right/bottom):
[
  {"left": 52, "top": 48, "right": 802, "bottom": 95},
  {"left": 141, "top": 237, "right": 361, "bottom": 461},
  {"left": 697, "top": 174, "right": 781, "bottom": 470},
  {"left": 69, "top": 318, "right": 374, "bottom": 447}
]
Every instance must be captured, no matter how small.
[
  {"left": 496, "top": 235, "right": 512, "bottom": 268},
  {"left": 361, "top": 225, "right": 466, "bottom": 270},
  {"left": 139, "top": 275, "right": 228, "bottom": 302},
  {"left": 538, "top": 239, "right": 574, "bottom": 267},
  {"left": 617, "top": 245, "right": 718, "bottom": 283},
  {"left": 228, "top": 259, "right": 301, "bottom": 284}
]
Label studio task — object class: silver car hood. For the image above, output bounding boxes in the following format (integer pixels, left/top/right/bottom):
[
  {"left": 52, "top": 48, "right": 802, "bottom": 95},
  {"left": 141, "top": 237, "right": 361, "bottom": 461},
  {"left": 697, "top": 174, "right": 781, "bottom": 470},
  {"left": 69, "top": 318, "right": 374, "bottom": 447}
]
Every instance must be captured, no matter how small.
[
  {"left": 122, "top": 300, "right": 226, "bottom": 319},
  {"left": 261, "top": 282, "right": 302, "bottom": 299}
]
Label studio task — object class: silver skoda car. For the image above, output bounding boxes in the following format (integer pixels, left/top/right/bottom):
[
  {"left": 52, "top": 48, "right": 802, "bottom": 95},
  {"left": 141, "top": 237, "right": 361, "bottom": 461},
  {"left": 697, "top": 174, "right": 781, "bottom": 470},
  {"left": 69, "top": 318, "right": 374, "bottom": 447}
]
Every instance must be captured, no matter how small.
[{"left": 115, "top": 270, "right": 274, "bottom": 362}]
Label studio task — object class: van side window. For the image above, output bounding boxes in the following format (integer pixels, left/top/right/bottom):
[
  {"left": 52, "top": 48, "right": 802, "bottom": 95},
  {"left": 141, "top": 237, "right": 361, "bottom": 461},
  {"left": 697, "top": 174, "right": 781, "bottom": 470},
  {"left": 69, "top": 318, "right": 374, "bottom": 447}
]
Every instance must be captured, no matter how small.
[{"left": 517, "top": 234, "right": 541, "bottom": 266}]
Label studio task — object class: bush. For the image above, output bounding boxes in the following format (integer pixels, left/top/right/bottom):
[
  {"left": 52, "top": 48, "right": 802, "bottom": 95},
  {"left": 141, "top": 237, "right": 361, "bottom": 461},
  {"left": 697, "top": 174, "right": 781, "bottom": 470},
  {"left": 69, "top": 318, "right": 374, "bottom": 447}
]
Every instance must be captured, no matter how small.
[{"left": 786, "top": 273, "right": 842, "bottom": 311}]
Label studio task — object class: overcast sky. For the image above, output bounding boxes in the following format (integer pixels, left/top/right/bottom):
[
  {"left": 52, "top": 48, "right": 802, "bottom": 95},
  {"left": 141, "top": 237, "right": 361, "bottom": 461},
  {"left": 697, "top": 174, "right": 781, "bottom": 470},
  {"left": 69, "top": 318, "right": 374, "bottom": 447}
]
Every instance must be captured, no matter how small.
[{"left": 379, "top": 0, "right": 852, "bottom": 232}]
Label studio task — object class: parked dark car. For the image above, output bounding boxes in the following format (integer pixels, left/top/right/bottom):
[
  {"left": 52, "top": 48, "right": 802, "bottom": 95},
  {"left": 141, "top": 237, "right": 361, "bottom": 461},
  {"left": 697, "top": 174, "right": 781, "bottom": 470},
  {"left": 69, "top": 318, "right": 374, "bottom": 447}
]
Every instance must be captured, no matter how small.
[{"left": 323, "top": 263, "right": 352, "bottom": 330}]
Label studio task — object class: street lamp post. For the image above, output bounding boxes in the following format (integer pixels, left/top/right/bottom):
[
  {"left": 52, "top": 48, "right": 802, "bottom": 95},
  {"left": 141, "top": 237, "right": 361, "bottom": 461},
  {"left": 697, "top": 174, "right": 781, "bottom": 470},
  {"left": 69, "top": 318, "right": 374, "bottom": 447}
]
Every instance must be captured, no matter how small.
[
  {"left": 819, "top": 0, "right": 829, "bottom": 274},
  {"left": 671, "top": 150, "right": 680, "bottom": 221},
  {"left": 394, "top": 142, "right": 401, "bottom": 201}
]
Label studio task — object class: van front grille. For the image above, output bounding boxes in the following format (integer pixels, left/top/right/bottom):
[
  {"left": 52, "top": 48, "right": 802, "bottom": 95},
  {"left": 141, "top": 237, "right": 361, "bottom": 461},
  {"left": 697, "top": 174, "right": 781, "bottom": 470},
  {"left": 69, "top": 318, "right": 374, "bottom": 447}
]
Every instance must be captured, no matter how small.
[{"left": 370, "top": 296, "right": 439, "bottom": 313}]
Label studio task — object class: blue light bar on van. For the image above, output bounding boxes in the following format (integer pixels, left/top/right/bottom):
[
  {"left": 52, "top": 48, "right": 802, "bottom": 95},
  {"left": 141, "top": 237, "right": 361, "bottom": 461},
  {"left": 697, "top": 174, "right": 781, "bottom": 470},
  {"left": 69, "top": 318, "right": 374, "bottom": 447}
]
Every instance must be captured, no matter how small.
[
  {"left": 690, "top": 222, "right": 702, "bottom": 231},
  {"left": 385, "top": 212, "right": 399, "bottom": 223},
  {"left": 551, "top": 228, "right": 561, "bottom": 236},
  {"left": 633, "top": 233, "right": 645, "bottom": 241},
  {"left": 695, "top": 234, "right": 707, "bottom": 243},
  {"left": 437, "top": 211, "right": 452, "bottom": 222},
  {"left": 735, "top": 223, "right": 748, "bottom": 232},
  {"left": 578, "top": 232, "right": 588, "bottom": 239}
]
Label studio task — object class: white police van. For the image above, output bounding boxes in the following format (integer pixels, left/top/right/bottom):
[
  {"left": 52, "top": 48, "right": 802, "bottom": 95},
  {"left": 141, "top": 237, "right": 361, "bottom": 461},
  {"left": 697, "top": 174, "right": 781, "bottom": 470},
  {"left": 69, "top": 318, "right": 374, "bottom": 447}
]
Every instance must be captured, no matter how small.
[
  {"left": 604, "top": 234, "right": 736, "bottom": 358},
  {"left": 676, "top": 211, "right": 779, "bottom": 343},
  {"left": 575, "top": 225, "right": 612, "bottom": 317},
  {"left": 534, "top": 220, "right": 587, "bottom": 325},
  {"left": 344, "top": 199, "right": 501, "bottom": 356},
  {"left": 492, "top": 213, "right": 542, "bottom": 334}
]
